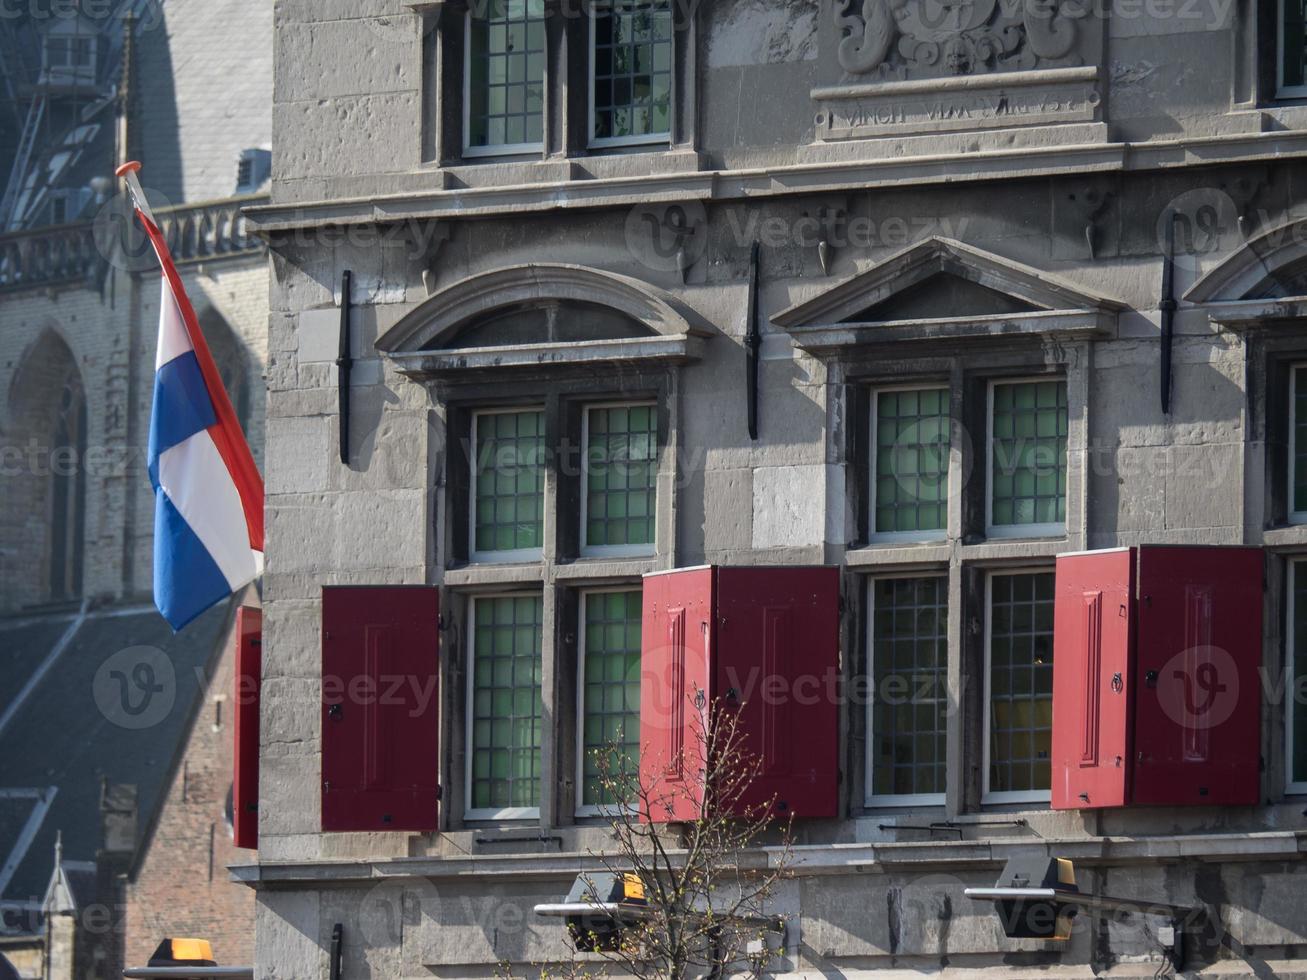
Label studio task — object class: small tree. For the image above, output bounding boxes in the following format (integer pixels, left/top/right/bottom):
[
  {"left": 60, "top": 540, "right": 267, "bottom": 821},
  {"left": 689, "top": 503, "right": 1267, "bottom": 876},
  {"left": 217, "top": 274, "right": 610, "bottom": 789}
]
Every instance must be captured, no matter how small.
[{"left": 534, "top": 695, "right": 796, "bottom": 980}]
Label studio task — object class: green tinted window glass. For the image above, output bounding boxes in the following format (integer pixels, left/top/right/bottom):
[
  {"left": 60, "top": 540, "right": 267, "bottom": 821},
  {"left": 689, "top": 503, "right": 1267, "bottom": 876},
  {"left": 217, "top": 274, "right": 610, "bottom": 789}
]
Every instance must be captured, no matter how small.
[
  {"left": 870, "top": 577, "right": 948, "bottom": 799},
  {"left": 991, "top": 380, "right": 1067, "bottom": 529},
  {"left": 592, "top": 0, "right": 673, "bottom": 141},
  {"left": 1293, "top": 563, "right": 1307, "bottom": 786},
  {"left": 1293, "top": 367, "right": 1307, "bottom": 515},
  {"left": 581, "top": 590, "right": 642, "bottom": 806},
  {"left": 988, "top": 572, "right": 1054, "bottom": 796},
  {"left": 585, "top": 404, "right": 656, "bottom": 550},
  {"left": 467, "top": 0, "right": 546, "bottom": 150},
  {"left": 874, "top": 388, "right": 949, "bottom": 535},
  {"left": 471, "top": 595, "right": 543, "bottom": 811},
  {"left": 474, "top": 410, "right": 544, "bottom": 555},
  {"left": 1285, "top": 0, "right": 1306, "bottom": 89}
]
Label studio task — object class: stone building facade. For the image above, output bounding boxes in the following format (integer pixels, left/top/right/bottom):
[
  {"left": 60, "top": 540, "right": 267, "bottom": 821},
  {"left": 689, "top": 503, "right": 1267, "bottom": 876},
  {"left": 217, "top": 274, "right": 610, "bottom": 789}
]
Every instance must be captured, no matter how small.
[{"left": 248, "top": 0, "right": 1307, "bottom": 976}]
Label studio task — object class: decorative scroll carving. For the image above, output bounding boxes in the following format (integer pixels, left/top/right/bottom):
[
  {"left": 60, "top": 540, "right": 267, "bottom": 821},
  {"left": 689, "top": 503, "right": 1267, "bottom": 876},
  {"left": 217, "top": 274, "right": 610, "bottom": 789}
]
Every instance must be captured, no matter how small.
[{"left": 834, "top": 0, "right": 1086, "bottom": 77}]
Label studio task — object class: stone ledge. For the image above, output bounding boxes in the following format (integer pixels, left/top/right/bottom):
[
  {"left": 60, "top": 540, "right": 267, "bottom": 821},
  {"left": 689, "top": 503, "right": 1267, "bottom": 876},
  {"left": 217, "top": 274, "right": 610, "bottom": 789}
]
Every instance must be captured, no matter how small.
[{"left": 231, "top": 830, "right": 1307, "bottom": 887}]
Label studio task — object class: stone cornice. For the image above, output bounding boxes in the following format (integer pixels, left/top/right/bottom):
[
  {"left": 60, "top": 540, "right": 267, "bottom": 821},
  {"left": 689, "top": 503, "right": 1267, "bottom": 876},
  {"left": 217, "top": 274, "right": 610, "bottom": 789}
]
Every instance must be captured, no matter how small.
[{"left": 244, "top": 131, "right": 1307, "bottom": 233}]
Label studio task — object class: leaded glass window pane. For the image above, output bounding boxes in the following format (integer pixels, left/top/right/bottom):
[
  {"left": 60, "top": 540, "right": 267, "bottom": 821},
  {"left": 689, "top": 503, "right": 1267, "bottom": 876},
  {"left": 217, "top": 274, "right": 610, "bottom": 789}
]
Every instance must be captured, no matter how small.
[
  {"left": 1285, "top": 0, "right": 1307, "bottom": 90},
  {"left": 473, "top": 410, "right": 545, "bottom": 556},
  {"left": 585, "top": 404, "right": 656, "bottom": 551},
  {"left": 874, "top": 388, "right": 949, "bottom": 535},
  {"left": 1293, "top": 367, "right": 1307, "bottom": 516},
  {"left": 592, "top": 0, "right": 673, "bottom": 142},
  {"left": 990, "top": 380, "right": 1067, "bottom": 529},
  {"left": 1292, "top": 563, "right": 1307, "bottom": 787},
  {"left": 869, "top": 577, "right": 948, "bottom": 799},
  {"left": 987, "top": 572, "right": 1054, "bottom": 796},
  {"left": 581, "top": 590, "right": 642, "bottom": 807},
  {"left": 471, "top": 595, "right": 543, "bottom": 811},
  {"left": 467, "top": 0, "right": 546, "bottom": 151}
]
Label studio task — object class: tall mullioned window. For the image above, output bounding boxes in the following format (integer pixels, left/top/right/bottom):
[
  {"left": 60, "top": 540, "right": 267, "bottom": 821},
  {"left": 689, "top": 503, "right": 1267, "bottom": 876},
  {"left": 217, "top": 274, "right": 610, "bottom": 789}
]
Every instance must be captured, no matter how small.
[
  {"left": 468, "top": 595, "right": 544, "bottom": 818},
  {"left": 583, "top": 404, "right": 657, "bottom": 555},
  {"left": 1289, "top": 562, "right": 1307, "bottom": 794},
  {"left": 985, "top": 571, "right": 1055, "bottom": 802},
  {"left": 472, "top": 409, "right": 545, "bottom": 560},
  {"left": 590, "top": 0, "right": 673, "bottom": 146},
  {"left": 867, "top": 576, "right": 948, "bottom": 804},
  {"left": 989, "top": 379, "right": 1067, "bottom": 536},
  {"left": 873, "top": 387, "right": 949, "bottom": 538},
  {"left": 1281, "top": 0, "right": 1307, "bottom": 96},
  {"left": 466, "top": 0, "right": 546, "bottom": 155},
  {"left": 578, "top": 590, "right": 642, "bottom": 811},
  {"left": 1290, "top": 366, "right": 1307, "bottom": 522}
]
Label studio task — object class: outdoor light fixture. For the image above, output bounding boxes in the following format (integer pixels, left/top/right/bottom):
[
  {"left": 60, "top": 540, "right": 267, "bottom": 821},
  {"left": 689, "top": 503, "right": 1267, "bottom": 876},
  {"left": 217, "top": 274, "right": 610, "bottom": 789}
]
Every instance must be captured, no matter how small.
[
  {"left": 965, "top": 857, "right": 1196, "bottom": 970},
  {"left": 534, "top": 872, "right": 651, "bottom": 951},
  {"left": 120, "top": 938, "right": 253, "bottom": 979}
]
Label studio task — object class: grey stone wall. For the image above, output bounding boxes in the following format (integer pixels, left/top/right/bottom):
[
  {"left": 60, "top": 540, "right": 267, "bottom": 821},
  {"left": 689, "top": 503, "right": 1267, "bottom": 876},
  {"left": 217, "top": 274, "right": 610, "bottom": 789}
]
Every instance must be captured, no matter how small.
[{"left": 254, "top": 0, "right": 1307, "bottom": 976}]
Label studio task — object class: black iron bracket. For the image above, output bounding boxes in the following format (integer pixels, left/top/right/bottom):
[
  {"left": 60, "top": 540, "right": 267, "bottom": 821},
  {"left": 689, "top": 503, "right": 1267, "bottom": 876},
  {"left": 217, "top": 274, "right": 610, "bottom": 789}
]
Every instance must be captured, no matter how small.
[
  {"left": 337, "top": 270, "right": 353, "bottom": 465},
  {"left": 1159, "top": 214, "right": 1177, "bottom": 415},
  {"left": 329, "top": 922, "right": 343, "bottom": 980},
  {"left": 745, "top": 241, "right": 761, "bottom": 441}
]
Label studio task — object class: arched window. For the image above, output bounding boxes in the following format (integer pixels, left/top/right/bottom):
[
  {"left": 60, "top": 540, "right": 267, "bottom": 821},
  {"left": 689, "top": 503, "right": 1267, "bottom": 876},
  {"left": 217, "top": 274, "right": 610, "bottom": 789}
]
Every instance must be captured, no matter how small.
[
  {"left": 198, "top": 307, "right": 250, "bottom": 435},
  {"left": 48, "top": 365, "right": 86, "bottom": 601}
]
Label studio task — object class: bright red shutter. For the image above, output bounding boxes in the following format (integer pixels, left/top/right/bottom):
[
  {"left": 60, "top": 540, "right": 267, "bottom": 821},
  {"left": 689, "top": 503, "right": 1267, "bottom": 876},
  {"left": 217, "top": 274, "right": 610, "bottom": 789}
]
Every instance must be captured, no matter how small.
[
  {"left": 233, "top": 606, "right": 262, "bottom": 849},
  {"left": 1051, "top": 550, "right": 1134, "bottom": 810},
  {"left": 714, "top": 566, "right": 840, "bottom": 818},
  {"left": 640, "top": 568, "right": 713, "bottom": 823},
  {"left": 1132, "top": 546, "right": 1262, "bottom": 807},
  {"left": 321, "top": 586, "right": 440, "bottom": 832}
]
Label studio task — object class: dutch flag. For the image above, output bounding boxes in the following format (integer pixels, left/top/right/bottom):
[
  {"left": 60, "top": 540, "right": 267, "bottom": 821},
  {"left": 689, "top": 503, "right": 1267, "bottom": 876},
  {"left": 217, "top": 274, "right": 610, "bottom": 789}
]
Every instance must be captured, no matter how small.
[{"left": 119, "top": 162, "right": 265, "bottom": 631}]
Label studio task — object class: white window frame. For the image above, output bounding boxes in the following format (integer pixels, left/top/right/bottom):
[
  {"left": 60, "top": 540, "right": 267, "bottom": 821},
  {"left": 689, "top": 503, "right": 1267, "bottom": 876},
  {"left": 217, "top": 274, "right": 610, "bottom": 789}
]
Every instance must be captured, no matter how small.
[
  {"left": 869, "top": 384, "right": 950, "bottom": 545},
  {"left": 465, "top": 593, "right": 543, "bottom": 821},
  {"left": 985, "top": 377, "right": 1068, "bottom": 541},
  {"left": 1290, "top": 364, "right": 1307, "bottom": 524},
  {"left": 586, "top": 1, "right": 674, "bottom": 150},
  {"left": 1278, "top": 0, "right": 1307, "bottom": 99},
  {"left": 469, "top": 407, "right": 547, "bottom": 564},
  {"left": 1287, "top": 561, "right": 1307, "bottom": 795},
  {"left": 581, "top": 401, "right": 658, "bottom": 559},
  {"left": 981, "top": 567, "right": 1055, "bottom": 806},
  {"left": 462, "top": 7, "right": 546, "bottom": 159},
  {"left": 864, "top": 572, "right": 949, "bottom": 808},
  {"left": 575, "top": 587, "right": 643, "bottom": 817}
]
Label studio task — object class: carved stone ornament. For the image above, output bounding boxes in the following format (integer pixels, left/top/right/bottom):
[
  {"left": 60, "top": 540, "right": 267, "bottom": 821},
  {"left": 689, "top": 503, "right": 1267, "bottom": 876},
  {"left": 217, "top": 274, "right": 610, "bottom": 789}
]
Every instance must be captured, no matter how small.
[{"left": 834, "top": 0, "right": 1087, "bottom": 77}]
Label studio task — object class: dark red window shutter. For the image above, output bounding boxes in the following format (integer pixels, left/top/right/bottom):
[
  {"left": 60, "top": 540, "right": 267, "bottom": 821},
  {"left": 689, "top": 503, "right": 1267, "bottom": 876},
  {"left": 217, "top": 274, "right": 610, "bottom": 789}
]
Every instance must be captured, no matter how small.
[
  {"left": 714, "top": 566, "right": 840, "bottom": 819},
  {"left": 1131, "top": 546, "right": 1262, "bottom": 807},
  {"left": 1051, "top": 549, "right": 1133, "bottom": 810},
  {"left": 233, "top": 606, "right": 261, "bottom": 849},
  {"left": 640, "top": 568, "right": 712, "bottom": 823},
  {"left": 321, "top": 586, "right": 440, "bottom": 832}
]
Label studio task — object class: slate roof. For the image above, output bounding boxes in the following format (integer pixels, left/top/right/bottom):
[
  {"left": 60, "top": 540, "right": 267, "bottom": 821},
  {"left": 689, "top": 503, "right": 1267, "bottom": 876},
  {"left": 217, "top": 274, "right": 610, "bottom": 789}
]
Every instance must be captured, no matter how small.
[{"left": 0, "top": 601, "right": 229, "bottom": 928}]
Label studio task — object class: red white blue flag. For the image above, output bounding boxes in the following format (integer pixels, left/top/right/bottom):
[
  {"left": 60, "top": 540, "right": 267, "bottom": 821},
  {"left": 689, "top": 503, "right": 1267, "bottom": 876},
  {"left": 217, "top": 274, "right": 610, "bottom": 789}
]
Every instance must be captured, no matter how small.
[{"left": 118, "top": 162, "right": 264, "bottom": 630}]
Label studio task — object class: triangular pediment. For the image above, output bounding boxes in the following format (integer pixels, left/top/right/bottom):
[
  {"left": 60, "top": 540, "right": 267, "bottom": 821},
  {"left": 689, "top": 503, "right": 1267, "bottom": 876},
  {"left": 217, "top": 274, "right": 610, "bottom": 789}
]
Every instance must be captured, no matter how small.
[{"left": 773, "top": 238, "right": 1124, "bottom": 354}]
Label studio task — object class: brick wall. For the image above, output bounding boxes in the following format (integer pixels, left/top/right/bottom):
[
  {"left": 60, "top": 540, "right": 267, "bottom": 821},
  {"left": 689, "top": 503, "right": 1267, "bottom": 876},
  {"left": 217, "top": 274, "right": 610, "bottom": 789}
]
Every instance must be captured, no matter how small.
[{"left": 121, "top": 605, "right": 256, "bottom": 970}]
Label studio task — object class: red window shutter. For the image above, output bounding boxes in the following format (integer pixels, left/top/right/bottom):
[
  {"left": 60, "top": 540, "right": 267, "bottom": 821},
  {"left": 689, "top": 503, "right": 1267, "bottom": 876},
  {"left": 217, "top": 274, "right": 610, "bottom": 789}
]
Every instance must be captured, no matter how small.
[
  {"left": 714, "top": 566, "right": 840, "bottom": 819},
  {"left": 1131, "top": 546, "right": 1262, "bottom": 807},
  {"left": 233, "top": 606, "right": 262, "bottom": 849},
  {"left": 321, "top": 586, "right": 440, "bottom": 832},
  {"left": 1051, "top": 549, "right": 1134, "bottom": 810},
  {"left": 639, "top": 568, "right": 712, "bottom": 823}
]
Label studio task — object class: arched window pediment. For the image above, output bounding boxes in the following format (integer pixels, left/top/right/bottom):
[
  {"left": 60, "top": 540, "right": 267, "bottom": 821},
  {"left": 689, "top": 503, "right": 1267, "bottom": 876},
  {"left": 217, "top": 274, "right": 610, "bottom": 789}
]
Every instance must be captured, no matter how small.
[
  {"left": 1186, "top": 217, "right": 1307, "bottom": 327},
  {"left": 375, "top": 264, "right": 708, "bottom": 380}
]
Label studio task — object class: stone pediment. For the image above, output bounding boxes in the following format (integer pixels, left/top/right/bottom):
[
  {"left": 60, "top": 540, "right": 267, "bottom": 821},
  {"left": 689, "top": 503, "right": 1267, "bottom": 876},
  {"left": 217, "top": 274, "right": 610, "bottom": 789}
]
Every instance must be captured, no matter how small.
[
  {"left": 772, "top": 237, "right": 1123, "bottom": 354},
  {"left": 1185, "top": 216, "right": 1307, "bottom": 327},
  {"left": 376, "top": 264, "right": 708, "bottom": 380}
]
